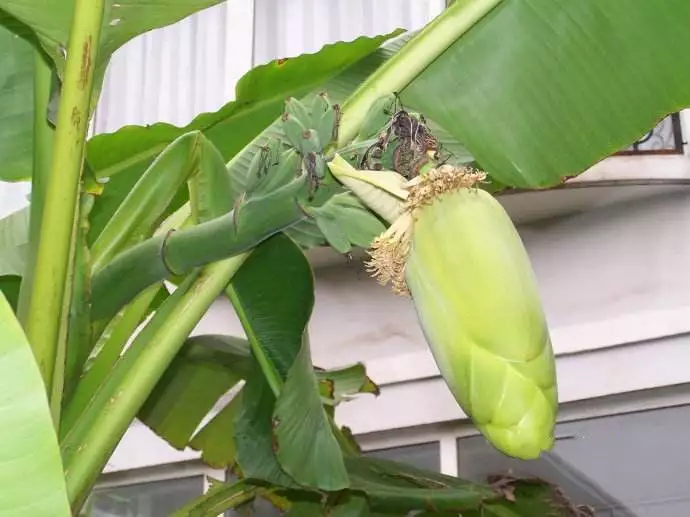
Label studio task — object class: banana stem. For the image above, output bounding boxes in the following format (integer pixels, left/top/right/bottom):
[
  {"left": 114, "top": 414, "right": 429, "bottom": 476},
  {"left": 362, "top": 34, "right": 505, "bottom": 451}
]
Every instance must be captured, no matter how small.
[
  {"left": 17, "top": 51, "right": 54, "bottom": 326},
  {"left": 337, "top": 0, "right": 502, "bottom": 146},
  {"left": 62, "top": 254, "right": 249, "bottom": 512},
  {"left": 90, "top": 179, "right": 308, "bottom": 321},
  {"left": 23, "top": 0, "right": 105, "bottom": 392}
]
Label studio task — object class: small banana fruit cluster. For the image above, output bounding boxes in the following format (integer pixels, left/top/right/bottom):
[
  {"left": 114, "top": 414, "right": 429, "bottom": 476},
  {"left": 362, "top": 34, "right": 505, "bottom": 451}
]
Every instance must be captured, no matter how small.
[
  {"left": 239, "top": 93, "right": 340, "bottom": 206},
  {"left": 281, "top": 94, "right": 340, "bottom": 198}
]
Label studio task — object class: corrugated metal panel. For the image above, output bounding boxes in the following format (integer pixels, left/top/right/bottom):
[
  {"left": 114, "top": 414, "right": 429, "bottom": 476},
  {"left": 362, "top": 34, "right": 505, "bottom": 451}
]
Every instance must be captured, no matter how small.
[
  {"left": 253, "top": 0, "right": 445, "bottom": 65},
  {"left": 92, "top": 1, "right": 255, "bottom": 134},
  {"left": 0, "top": 181, "right": 30, "bottom": 218}
]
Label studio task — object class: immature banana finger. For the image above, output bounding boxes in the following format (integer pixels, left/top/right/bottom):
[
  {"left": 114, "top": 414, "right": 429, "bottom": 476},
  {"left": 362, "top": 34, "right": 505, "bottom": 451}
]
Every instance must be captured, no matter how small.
[
  {"left": 281, "top": 112, "right": 310, "bottom": 151},
  {"left": 285, "top": 97, "right": 311, "bottom": 127}
]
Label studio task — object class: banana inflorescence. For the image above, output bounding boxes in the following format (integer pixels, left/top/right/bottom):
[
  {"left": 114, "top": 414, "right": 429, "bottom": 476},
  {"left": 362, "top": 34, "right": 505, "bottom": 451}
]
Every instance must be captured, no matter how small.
[{"left": 327, "top": 92, "right": 559, "bottom": 461}]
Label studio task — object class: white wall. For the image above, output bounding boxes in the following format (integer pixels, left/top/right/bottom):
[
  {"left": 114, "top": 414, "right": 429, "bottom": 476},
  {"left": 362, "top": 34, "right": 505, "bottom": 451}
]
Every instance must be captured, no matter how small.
[
  {"left": 93, "top": 2, "right": 255, "bottom": 133},
  {"left": 253, "top": 0, "right": 444, "bottom": 64}
]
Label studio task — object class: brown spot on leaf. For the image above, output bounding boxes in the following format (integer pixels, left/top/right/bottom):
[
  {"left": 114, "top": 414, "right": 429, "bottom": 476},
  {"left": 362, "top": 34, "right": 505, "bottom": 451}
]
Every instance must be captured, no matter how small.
[{"left": 276, "top": 58, "right": 288, "bottom": 66}]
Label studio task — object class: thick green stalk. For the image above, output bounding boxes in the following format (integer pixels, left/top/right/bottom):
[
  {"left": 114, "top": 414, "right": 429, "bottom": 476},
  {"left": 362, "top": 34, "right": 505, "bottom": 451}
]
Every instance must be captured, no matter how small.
[
  {"left": 337, "top": 0, "right": 502, "bottom": 146},
  {"left": 59, "top": 283, "right": 162, "bottom": 439},
  {"left": 90, "top": 179, "right": 308, "bottom": 321},
  {"left": 23, "top": 0, "right": 105, "bottom": 391},
  {"left": 62, "top": 254, "right": 249, "bottom": 511},
  {"left": 17, "top": 51, "right": 54, "bottom": 324}
]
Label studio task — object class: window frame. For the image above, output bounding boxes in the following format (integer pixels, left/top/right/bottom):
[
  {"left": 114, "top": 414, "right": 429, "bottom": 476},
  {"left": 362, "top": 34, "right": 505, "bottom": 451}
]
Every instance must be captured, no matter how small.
[{"left": 358, "top": 382, "right": 690, "bottom": 477}]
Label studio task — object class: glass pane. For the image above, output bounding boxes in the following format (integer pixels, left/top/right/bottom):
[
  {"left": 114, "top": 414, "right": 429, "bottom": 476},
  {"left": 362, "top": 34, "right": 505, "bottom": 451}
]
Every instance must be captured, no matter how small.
[
  {"left": 91, "top": 476, "right": 203, "bottom": 517},
  {"left": 365, "top": 441, "right": 441, "bottom": 472},
  {"left": 457, "top": 405, "right": 690, "bottom": 516},
  {"left": 225, "top": 472, "right": 282, "bottom": 517}
]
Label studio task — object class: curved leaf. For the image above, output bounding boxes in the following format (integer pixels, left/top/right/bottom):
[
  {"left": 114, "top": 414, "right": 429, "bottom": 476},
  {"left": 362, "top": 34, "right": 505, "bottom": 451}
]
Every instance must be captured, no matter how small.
[
  {"left": 230, "top": 234, "right": 348, "bottom": 491},
  {"left": 0, "top": 12, "right": 36, "bottom": 181},
  {"left": 398, "top": 0, "right": 690, "bottom": 187},
  {"left": 0, "top": 293, "right": 71, "bottom": 516},
  {"left": 138, "top": 334, "right": 250, "bottom": 450},
  {"left": 0, "top": 0, "right": 223, "bottom": 80}
]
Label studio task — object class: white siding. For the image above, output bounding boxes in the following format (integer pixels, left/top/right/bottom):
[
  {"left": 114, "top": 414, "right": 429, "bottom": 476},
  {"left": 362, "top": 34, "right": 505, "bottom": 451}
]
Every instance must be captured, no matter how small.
[
  {"left": 92, "top": 1, "right": 255, "bottom": 133},
  {"left": 253, "top": 0, "right": 444, "bottom": 65}
]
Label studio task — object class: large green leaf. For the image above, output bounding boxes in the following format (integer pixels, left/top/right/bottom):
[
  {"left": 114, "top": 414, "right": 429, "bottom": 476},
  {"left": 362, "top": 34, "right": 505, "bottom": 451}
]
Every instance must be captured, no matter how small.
[
  {"left": 85, "top": 32, "right": 400, "bottom": 242},
  {"left": 138, "top": 334, "right": 250, "bottom": 449},
  {"left": 398, "top": 0, "right": 690, "bottom": 187},
  {"left": 0, "top": 12, "right": 35, "bottom": 181},
  {"left": 230, "top": 234, "right": 349, "bottom": 492},
  {"left": 0, "top": 293, "right": 71, "bottom": 516},
  {"left": 0, "top": 0, "right": 223, "bottom": 81}
]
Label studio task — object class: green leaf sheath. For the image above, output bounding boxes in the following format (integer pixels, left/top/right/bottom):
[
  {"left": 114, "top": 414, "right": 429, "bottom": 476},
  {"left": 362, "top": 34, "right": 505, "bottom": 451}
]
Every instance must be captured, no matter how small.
[
  {"left": 62, "top": 127, "right": 249, "bottom": 510},
  {"left": 0, "top": 293, "right": 71, "bottom": 516},
  {"left": 21, "top": 0, "right": 104, "bottom": 394}
]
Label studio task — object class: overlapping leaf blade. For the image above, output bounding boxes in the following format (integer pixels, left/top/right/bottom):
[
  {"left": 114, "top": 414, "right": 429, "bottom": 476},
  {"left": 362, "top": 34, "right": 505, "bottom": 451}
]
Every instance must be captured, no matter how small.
[
  {"left": 230, "top": 234, "right": 349, "bottom": 492},
  {"left": 399, "top": 0, "right": 690, "bottom": 187},
  {"left": 0, "top": 12, "right": 35, "bottom": 181},
  {"left": 138, "top": 334, "right": 250, "bottom": 450},
  {"left": 0, "top": 293, "right": 71, "bottom": 516}
]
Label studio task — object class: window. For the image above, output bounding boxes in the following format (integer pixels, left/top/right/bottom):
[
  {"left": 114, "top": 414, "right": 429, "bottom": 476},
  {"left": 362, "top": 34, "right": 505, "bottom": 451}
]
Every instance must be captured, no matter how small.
[
  {"left": 365, "top": 441, "right": 441, "bottom": 472},
  {"left": 456, "top": 405, "right": 690, "bottom": 516},
  {"left": 91, "top": 476, "right": 203, "bottom": 517}
]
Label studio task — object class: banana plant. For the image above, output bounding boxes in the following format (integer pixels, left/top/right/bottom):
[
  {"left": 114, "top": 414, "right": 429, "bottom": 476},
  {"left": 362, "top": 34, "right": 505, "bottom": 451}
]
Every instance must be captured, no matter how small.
[{"left": 1, "top": 0, "right": 690, "bottom": 515}]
